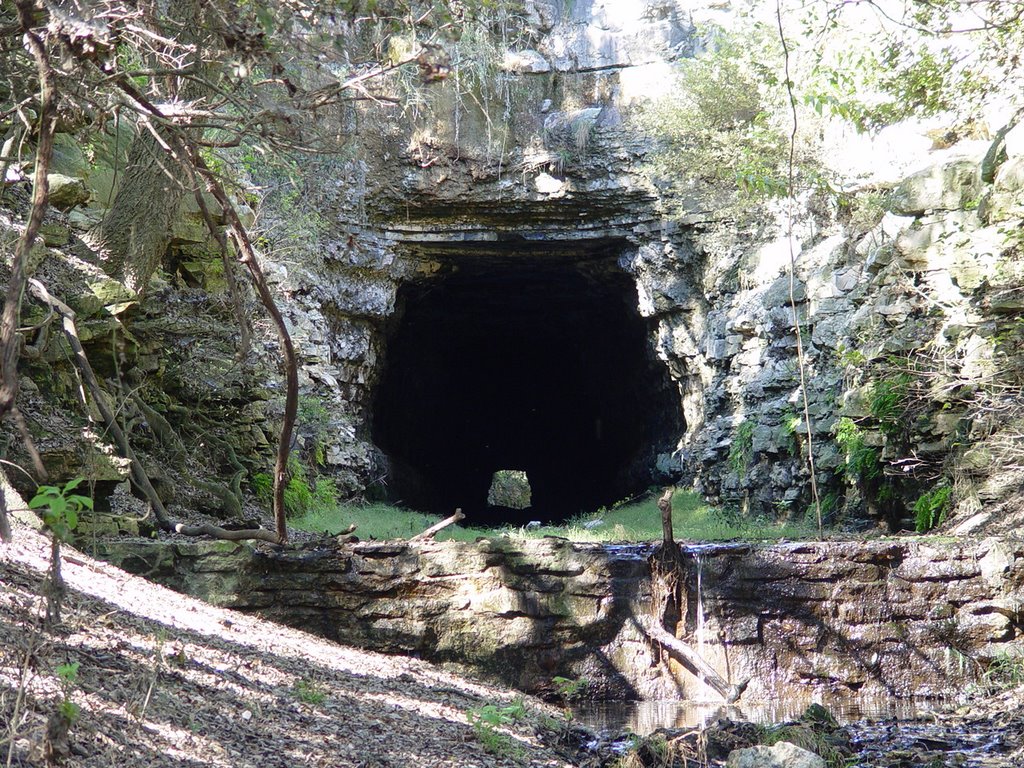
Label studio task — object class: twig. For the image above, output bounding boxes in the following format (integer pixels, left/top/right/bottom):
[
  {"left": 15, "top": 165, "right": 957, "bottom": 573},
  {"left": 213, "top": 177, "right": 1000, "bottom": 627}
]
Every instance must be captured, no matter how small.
[{"left": 410, "top": 508, "right": 465, "bottom": 542}]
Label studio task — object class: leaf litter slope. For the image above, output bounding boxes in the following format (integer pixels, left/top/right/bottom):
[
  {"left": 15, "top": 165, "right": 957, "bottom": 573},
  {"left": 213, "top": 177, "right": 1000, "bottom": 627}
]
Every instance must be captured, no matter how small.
[{"left": 0, "top": 525, "right": 576, "bottom": 767}]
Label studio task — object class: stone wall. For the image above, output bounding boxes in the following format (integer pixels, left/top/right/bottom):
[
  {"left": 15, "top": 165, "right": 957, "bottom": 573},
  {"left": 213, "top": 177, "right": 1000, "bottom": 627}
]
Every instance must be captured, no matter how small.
[{"left": 93, "top": 535, "right": 1024, "bottom": 703}]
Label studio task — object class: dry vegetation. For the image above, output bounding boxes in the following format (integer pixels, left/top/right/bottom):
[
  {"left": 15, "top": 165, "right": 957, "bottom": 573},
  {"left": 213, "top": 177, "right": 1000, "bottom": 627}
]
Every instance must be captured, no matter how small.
[{"left": 0, "top": 523, "right": 580, "bottom": 767}]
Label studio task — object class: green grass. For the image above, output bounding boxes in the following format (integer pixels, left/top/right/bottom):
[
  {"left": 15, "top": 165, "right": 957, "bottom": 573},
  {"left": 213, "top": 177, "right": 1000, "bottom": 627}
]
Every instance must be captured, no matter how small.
[{"left": 291, "top": 489, "right": 822, "bottom": 544}]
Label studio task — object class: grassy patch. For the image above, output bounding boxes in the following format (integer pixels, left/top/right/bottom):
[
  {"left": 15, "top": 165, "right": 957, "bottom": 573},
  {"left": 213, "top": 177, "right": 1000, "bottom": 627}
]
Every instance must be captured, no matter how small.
[{"left": 292, "top": 489, "right": 821, "bottom": 543}]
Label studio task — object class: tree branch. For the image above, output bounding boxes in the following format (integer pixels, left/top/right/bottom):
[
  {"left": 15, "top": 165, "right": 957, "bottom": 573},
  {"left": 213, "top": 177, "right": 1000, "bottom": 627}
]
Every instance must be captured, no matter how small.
[{"left": 410, "top": 509, "right": 465, "bottom": 542}]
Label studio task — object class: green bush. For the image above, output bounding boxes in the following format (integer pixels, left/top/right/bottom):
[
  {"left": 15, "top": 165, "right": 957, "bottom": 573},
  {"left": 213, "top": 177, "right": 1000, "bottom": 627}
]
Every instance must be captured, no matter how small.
[
  {"left": 636, "top": 23, "right": 823, "bottom": 207},
  {"left": 729, "top": 420, "right": 756, "bottom": 479},
  {"left": 250, "top": 472, "right": 273, "bottom": 500},
  {"left": 833, "top": 417, "right": 880, "bottom": 482}
]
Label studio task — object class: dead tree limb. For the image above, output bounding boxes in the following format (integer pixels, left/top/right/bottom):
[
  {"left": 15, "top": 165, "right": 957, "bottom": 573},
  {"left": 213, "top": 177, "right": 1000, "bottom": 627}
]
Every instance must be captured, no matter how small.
[
  {"left": 410, "top": 508, "right": 465, "bottom": 542},
  {"left": 640, "top": 616, "right": 749, "bottom": 704},
  {"left": 0, "top": 3, "right": 59, "bottom": 543},
  {"left": 172, "top": 523, "right": 279, "bottom": 543},
  {"left": 26, "top": 279, "right": 172, "bottom": 530},
  {"left": 192, "top": 155, "right": 298, "bottom": 545},
  {"left": 189, "top": 182, "right": 251, "bottom": 359},
  {"left": 658, "top": 487, "right": 675, "bottom": 549}
]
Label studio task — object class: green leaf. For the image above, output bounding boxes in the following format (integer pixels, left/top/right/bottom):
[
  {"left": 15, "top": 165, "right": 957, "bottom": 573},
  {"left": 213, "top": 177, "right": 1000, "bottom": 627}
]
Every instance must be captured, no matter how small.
[{"left": 63, "top": 477, "right": 84, "bottom": 492}]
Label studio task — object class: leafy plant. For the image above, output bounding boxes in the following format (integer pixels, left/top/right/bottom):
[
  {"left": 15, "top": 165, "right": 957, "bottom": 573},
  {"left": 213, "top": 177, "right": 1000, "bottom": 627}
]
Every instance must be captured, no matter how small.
[
  {"left": 55, "top": 661, "right": 82, "bottom": 723},
  {"left": 29, "top": 478, "right": 92, "bottom": 541},
  {"left": 551, "top": 675, "right": 589, "bottom": 702},
  {"left": 870, "top": 373, "right": 912, "bottom": 439},
  {"left": 466, "top": 699, "right": 528, "bottom": 761},
  {"left": 292, "top": 678, "right": 327, "bottom": 706},
  {"left": 913, "top": 483, "right": 952, "bottom": 533},
  {"left": 251, "top": 472, "right": 273, "bottom": 500},
  {"left": 281, "top": 455, "right": 339, "bottom": 518},
  {"left": 729, "top": 420, "right": 756, "bottom": 479},
  {"left": 833, "top": 417, "right": 880, "bottom": 482}
]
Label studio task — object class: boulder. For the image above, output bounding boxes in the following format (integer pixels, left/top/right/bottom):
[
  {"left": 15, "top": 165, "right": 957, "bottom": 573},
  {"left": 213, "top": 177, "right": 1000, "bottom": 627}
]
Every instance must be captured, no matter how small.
[
  {"left": 47, "top": 173, "right": 91, "bottom": 210},
  {"left": 890, "top": 159, "right": 981, "bottom": 216},
  {"left": 727, "top": 742, "right": 826, "bottom": 768},
  {"left": 502, "top": 49, "right": 550, "bottom": 73}
]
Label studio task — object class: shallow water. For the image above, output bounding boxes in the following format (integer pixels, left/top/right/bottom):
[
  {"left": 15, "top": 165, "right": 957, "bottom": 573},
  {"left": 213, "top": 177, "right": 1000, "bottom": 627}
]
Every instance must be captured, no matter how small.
[{"left": 573, "top": 695, "right": 934, "bottom": 735}]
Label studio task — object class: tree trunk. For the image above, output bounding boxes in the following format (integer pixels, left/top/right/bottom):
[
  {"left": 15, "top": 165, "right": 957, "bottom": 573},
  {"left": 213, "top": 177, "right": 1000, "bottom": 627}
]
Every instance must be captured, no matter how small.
[
  {"left": 88, "top": 0, "right": 205, "bottom": 296},
  {"left": 89, "top": 130, "right": 185, "bottom": 295}
]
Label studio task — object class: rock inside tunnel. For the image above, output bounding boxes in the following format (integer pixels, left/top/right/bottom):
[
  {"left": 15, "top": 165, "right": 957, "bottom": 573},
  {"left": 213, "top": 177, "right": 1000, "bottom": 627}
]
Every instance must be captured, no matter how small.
[{"left": 372, "top": 242, "right": 684, "bottom": 524}]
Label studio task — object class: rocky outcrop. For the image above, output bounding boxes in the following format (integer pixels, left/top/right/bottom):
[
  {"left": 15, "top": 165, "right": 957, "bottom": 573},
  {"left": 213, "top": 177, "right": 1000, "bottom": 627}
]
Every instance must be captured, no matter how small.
[{"left": 92, "top": 536, "right": 1024, "bottom": 703}]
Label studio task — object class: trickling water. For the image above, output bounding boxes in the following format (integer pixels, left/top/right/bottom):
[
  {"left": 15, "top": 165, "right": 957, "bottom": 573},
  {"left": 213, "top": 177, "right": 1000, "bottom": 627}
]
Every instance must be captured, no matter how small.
[{"left": 694, "top": 552, "right": 709, "bottom": 699}]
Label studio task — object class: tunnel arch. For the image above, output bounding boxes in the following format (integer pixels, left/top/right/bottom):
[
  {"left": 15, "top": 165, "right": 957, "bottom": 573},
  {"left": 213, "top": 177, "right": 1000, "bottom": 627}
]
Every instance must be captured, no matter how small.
[{"left": 371, "top": 242, "right": 684, "bottom": 524}]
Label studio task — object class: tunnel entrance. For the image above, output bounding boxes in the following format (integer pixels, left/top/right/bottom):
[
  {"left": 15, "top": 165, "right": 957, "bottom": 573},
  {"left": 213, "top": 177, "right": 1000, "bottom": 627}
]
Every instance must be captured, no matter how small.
[{"left": 372, "top": 244, "right": 684, "bottom": 524}]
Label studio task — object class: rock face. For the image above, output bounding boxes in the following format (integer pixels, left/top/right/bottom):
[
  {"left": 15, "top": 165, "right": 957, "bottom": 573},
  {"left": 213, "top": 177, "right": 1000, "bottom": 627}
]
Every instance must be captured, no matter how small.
[
  {"left": 93, "top": 536, "right": 1024, "bottom": 703},
  {"left": 15, "top": 2, "right": 1024, "bottom": 533},
  {"left": 252, "top": 0, "right": 1024, "bottom": 530}
]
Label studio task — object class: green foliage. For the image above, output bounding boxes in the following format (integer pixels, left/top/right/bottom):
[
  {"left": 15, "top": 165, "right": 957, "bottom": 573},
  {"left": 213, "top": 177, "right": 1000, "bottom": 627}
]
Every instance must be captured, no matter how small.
[
  {"left": 551, "top": 676, "right": 589, "bottom": 702},
  {"left": 251, "top": 472, "right": 273, "bottom": 501},
  {"left": 982, "top": 651, "right": 1024, "bottom": 693},
  {"left": 729, "top": 420, "right": 756, "bottom": 479},
  {"left": 29, "top": 478, "right": 92, "bottom": 541},
  {"left": 870, "top": 374, "right": 912, "bottom": 439},
  {"left": 56, "top": 662, "right": 80, "bottom": 684},
  {"left": 292, "top": 678, "right": 327, "bottom": 705},
  {"left": 637, "top": 23, "right": 823, "bottom": 206},
  {"left": 466, "top": 699, "right": 527, "bottom": 761},
  {"left": 801, "top": 0, "right": 1012, "bottom": 135},
  {"left": 55, "top": 661, "right": 81, "bottom": 724},
  {"left": 913, "top": 483, "right": 952, "bottom": 533},
  {"left": 833, "top": 417, "right": 881, "bottom": 482}
]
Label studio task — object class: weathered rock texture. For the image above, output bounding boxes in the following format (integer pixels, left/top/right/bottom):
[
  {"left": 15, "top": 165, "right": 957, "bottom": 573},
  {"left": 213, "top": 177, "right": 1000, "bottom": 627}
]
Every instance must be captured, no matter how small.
[
  {"left": 10, "top": 0, "right": 1024, "bottom": 532},
  {"left": 93, "top": 536, "right": 1024, "bottom": 703}
]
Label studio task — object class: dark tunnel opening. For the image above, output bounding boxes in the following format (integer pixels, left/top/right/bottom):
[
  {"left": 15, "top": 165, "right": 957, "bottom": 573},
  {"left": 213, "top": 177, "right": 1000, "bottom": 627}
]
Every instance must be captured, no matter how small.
[{"left": 371, "top": 245, "right": 684, "bottom": 525}]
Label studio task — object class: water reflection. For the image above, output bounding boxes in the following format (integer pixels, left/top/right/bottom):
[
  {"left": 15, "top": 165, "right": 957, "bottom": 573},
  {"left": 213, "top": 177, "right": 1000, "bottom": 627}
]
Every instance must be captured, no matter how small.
[{"left": 574, "top": 696, "right": 932, "bottom": 736}]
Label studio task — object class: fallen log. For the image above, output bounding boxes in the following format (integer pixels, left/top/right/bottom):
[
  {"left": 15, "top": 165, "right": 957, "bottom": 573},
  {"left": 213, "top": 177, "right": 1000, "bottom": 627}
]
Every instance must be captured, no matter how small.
[
  {"left": 411, "top": 508, "right": 464, "bottom": 542},
  {"left": 173, "top": 523, "right": 279, "bottom": 543},
  {"left": 640, "top": 616, "right": 749, "bottom": 704}
]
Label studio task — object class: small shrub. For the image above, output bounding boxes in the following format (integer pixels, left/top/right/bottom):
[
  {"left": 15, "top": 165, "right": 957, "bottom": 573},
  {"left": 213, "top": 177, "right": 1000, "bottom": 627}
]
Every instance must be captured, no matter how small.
[
  {"left": 292, "top": 678, "right": 327, "bottom": 705},
  {"left": 870, "top": 374, "right": 912, "bottom": 439},
  {"left": 466, "top": 699, "right": 527, "bottom": 760},
  {"left": 729, "top": 420, "right": 756, "bottom": 479},
  {"left": 30, "top": 478, "right": 92, "bottom": 541},
  {"left": 833, "top": 417, "right": 880, "bottom": 482},
  {"left": 250, "top": 472, "right": 273, "bottom": 500},
  {"left": 913, "top": 484, "right": 952, "bottom": 533}
]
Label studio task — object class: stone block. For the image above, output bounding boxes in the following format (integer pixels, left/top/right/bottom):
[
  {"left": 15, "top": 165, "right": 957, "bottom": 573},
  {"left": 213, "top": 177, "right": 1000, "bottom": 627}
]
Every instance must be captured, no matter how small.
[{"left": 47, "top": 173, "right": 90, "bottom": 210}]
